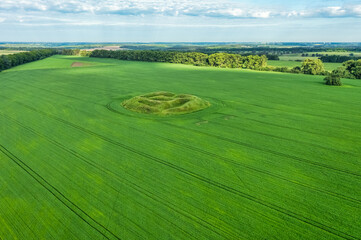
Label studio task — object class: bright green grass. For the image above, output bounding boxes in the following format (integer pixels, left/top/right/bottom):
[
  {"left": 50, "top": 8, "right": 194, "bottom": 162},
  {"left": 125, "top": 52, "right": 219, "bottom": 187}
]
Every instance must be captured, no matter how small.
[
  {"left": 122, "top": 91, "right": 211, "bottom": 116},
  {"left": 1, "top": 55, "right": 361, "bottom": 240},
  {"left": 269, "top": 60, "right": 342, "bottom": 71}
]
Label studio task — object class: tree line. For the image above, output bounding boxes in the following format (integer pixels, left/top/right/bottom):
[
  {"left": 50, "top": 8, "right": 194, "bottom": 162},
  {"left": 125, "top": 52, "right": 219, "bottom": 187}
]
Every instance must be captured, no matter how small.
[
  {"left": 90, "top": 50, "right": 268, "bottom": 70},
  {"left": 89, "top": 49, "right": 361, "bottom": 80},
  {"left": 61, "top": 49, "right": 91, "bottom": 56},
  {"left": 0, "top": 49, "right": 57, "bottom": 72},
  {"left": 320, "top": 55, "right": 361, "bottom": 63},
  {"left": 3, "top": 48, "right": 357, "bottom": 84}
]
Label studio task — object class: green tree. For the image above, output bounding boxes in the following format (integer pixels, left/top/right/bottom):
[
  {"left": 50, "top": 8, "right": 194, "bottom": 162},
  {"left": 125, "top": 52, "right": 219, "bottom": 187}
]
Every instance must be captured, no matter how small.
[
  {"left": 301, "top": 59, "right": 325, "bottom": 75},
  {"left": 343, "top": 60, "right": 361, "bottom": 79},
  {"left": 324, "top": 73, "right": 342, "bottom": 86}
]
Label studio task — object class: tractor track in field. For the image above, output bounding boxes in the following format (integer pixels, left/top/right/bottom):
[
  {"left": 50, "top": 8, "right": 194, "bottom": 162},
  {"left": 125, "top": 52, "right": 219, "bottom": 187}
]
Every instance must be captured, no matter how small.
[
  {"left": 0, "top": 116, "right": 159, "bottom": 240},
  {"left": 0, "top": 193, "right": 39, "bottom": 239},
  {"left": 1, "top": 114, "right": 237, "bottom": 240},
  {"left": 128, "top": 129, "right": 361, "bottom": 205},
  {"left": 105, "top": 100, "right": 361, "bottom": 172},
  {"left": 8, "top": 100, "right": 361, "bottom": 240},
  {"left": 49, "top": 79, "right": 131, "bottom": 96},
  {"left": 17, "top": 83, "right": 102, "bottom": 106},
  {"left": 0, "top": 145, "right": 122, "bottom": 240},
  {"left": 162, "top": 121, "right": 361, "bottom": 180},
  {"left": 9, "top": 110, "right": 241, "bottom": 239},
  {"left": 234, "top": 100, "right": 361, "bottom": 125},
  {"left": 213, "top": 109, "right": 361, "bottom": 142},
  {"left": 5, "top": 96, "right": 361, "bottom": 206},
  {"left": 243, "top": 117, "right": 361, "bottom": 141},
  {"left": 4, "top": 93, "right": 361, "bottom": 206},
  {"left": 47, "top": 102, "right": 361, "bottom": 212},
  {"left": 12, "top": 94, "right": 361, "bottom": 208},
  {"left": 94, "top": 108, "right": 361, "bottom": 206},
  {"left": 210, "top": 121, "right": 360, "bottom": 157}
]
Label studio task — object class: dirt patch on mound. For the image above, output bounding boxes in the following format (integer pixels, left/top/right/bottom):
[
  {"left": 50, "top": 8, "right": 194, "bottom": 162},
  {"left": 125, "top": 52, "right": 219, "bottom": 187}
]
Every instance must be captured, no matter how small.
[{"left": 71, "top": 62, "right": 91, "bottom": 67}]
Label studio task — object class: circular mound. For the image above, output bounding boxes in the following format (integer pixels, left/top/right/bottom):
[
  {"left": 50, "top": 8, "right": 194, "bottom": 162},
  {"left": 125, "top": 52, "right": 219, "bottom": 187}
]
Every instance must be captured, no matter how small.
[{"left": 122, "top": 91, "right": 211, "bottom": 116}]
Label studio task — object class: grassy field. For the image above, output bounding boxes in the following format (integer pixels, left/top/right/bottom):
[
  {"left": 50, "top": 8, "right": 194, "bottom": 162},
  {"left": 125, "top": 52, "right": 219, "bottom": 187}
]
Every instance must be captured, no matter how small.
[
  {"left": 1, "top": 55, "right": 361, "bottom": 239},
  {"left": 279, "top": 52, "right": 361, "bottom": 62},
  {"left": 269, "top": 60, "right": 342, "bottom": 71},
  {"left": 0, "top": 50, "right": 27, "bottom": 55}
]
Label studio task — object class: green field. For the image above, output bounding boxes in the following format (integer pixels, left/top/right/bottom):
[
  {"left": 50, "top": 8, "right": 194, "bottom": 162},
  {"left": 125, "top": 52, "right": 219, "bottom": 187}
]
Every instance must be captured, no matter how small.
[
  {"left": 279, "top": 52, "right": 361, "bottom": 62},
  {"left": 269, "top": 60, "right": 342, "bottom": 71},
  {"left": 0, "top": 50, "right": 27, "bottom": 55},
  {"left": 1, "top": 55, "right": 361, "bottom": 239}
]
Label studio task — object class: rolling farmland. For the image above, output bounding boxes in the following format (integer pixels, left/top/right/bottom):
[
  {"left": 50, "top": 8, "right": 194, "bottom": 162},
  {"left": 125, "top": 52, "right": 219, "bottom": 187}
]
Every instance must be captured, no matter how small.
[
  {"left": 268, "top": 60, "right": 342, "bottom": 71},
  {"left": 0, "top": 50, "right": 27, "bottom": 55},
  {"left": 1, "top": 55, "right": 361, "bottom": 239}
]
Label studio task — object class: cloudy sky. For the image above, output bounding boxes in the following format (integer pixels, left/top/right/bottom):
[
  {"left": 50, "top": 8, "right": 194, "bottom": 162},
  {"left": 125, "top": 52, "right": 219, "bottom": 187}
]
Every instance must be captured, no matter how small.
[{"left": 0, "top": 0, "right": 360, "bottom": 42}]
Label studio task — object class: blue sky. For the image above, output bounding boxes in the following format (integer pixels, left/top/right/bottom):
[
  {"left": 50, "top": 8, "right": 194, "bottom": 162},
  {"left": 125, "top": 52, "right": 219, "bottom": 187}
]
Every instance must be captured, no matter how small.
[{"left": 0, "top": 0, "right": 360, "bottom": 42}]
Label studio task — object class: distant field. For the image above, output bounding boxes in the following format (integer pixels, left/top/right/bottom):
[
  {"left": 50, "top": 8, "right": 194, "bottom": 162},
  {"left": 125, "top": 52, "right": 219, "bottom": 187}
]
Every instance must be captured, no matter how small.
[
  {"left": 279, "top": 55, "right": 318, "bottom": 61},
  {"left": 269, "top": 60, "right": 342, "bottom": 71},
  {"left": 280, "top": 51, "right": 361, "bottom": 61},
  {"left": 0, "top": 50, "right": 27, "bottom": 55},
  {"left": 1, "top": 56, "right": 361, "bottom": 239},
  {"left": 310, "top": 51, "right": 361, "bottom": 57}
]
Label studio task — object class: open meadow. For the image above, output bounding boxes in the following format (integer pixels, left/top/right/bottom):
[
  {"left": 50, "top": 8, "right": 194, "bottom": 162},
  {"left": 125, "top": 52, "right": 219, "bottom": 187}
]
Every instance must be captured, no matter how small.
[
  {"left": 1, "top": 55, "right": 361, "bottom": 239},
  {"left": 0, "top": 50, "right": 27, "bottom": 55},
  {"left": 268, "top": 60, "right": 342, "bottom": 71},
  {"left": 279, "top": 52, "right": 361, "bottom": 61}
]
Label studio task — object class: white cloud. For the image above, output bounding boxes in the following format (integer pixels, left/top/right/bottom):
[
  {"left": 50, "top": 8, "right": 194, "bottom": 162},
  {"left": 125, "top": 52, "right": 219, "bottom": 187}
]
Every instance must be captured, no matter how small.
[
  {"left": 325, "top": 7, "right": 346, "bottom": 16},
  {"left": 250, "top": 11, "right": 271, "bottom": 18},
  {"left": 0, "top": 0, "right": 360, "bottom": 22}
]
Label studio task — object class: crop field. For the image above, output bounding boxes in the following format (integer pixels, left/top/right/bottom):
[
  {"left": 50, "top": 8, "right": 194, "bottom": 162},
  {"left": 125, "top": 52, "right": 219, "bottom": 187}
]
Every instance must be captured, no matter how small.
[
  {"left": 0, "top": 50, "right": 27, "bottom": 55},
  {"left": 268, "top": 60, "right": 342, "bottom": 71},
  {"left": 0, "top": 55, "right": 361, "bottom": 239},
  {"left": 279, "top": 52, "right": 361, "bottom": 62}
]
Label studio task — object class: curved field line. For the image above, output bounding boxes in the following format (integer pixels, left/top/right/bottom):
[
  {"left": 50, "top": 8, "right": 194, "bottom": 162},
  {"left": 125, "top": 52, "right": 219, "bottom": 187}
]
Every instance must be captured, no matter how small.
[
  {"left": 9, "top": 100, "right": 360, "bottom": 240},
  {"left": 0, "top": 145, "right": 122, "bottom": 240},
  {"left": 244, "top": 117, "right": 361, "bottom": 140},
  {"left": 212, "top": 111, "right": 361, "bottom": 141},
  {"left": 162, "top": 122, "right": 361, "bottom": 179},
  {"left": 0, "top": 185, "right": 38, "bottom": 239},
  {"left": 46, "top": 103, "right": 361, "bottom": 207},
  {"left": 133, "top": 129, "right": 361, "bottom": 205},
  {"left": 3, "top": 95, "right": 361, "bottom": 206},
  {"left": 17, "top": 83, "right": 102, "bottom": 106},
  {"left": 93, "top": 108, "right": 361, "bottom": 205},
  {"left": 233, "top": 100, "right": 361, "bottom": 125},
  {"left": 213, "top": 109, "right": 361, "bottom": 141},
  {"left": 0, "top": 114, "right": 236, "bottom": 240},
  {"left": 0, "top": 116, "right": 158, "bottom": 239},
  {"left": 211, "top": 121, "right": 359, "bottom": 157}
]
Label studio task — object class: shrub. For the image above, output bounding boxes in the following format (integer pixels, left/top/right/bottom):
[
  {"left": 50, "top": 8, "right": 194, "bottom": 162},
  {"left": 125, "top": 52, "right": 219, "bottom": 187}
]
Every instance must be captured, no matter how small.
[
  {"left": 291, "top": 66, "right": 302, "bottom": 74},
  {"left": 324, "top": 73, "right": 342, "bottom": 86}
]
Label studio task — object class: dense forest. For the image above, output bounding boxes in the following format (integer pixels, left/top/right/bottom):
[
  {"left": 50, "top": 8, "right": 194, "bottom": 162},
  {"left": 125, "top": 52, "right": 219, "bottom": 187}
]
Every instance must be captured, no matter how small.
[
  {"left": 90, "top": 50, "right": 268, "bottom": 70},
  {"left": 0, "top": 49, "right": 57, "bottom": 72}
]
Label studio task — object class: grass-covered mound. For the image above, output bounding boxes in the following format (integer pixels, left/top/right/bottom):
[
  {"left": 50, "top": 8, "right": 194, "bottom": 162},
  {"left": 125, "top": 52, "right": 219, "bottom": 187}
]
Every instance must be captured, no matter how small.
[{"left": 122, "top": 91, "right": 211, "bottom": 115}]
